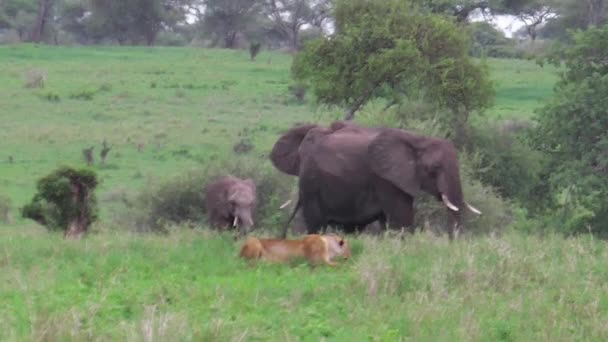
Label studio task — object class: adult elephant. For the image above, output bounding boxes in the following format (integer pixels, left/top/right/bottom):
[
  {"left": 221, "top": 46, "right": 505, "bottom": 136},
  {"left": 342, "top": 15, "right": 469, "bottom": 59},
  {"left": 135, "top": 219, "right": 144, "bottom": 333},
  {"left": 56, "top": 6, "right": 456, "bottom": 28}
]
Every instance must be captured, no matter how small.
[{"left": 270, "top": 121, "right": 481, "bottom": 239}]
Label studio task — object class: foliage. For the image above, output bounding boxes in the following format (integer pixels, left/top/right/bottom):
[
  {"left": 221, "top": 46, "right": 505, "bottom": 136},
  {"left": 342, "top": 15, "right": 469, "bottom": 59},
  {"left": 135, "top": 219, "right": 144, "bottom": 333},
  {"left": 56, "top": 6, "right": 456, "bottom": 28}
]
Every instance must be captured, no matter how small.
[
  {"left": 468, "top": 21, "right": 523, "bottom": 58},
  {"left": 264, "top": 0, "right": 331, "bottom": 50},
  {"left": 88, "top": 0, "right": 171, "bottom": 45},
  {"left": 467, "top": 121, "right": 543, "bottom": 206},
  {"left": 292, "top": 0, "right": 494, "bottom": 135},
  {"left": 531, "top": 25, "right": 608, "bottom": 235},
  {"left": 539, "top": 0, "right": 608, "bottom": 40},
  {"left": 199, "top": 0, "right": 264, "bottom": 48},
  {"left": 130, "top": 156, "right": 294, "bottom": 232},
  {"left": 21, "top": 166, "right": 98, "bottom": 232}
]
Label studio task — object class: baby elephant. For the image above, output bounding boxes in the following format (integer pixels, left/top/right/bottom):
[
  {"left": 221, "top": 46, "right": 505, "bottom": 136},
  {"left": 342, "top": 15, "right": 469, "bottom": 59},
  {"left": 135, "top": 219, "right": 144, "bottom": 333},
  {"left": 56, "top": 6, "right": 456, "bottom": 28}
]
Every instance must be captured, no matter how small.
[{"left": 204, "top": 175, "right": 257, "bottom": 235}]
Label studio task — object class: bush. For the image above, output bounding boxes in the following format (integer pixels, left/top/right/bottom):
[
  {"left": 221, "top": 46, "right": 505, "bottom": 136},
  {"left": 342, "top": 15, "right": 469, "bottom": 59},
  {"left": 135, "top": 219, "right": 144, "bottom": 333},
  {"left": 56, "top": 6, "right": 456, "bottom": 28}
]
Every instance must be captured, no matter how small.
[
  {"left": 21, "top": 166, "right": 98, "bottom": 238},
  {"left": 129, "top": 156, "right": 295, "bottom": 233},
  {"left": 467, "top": 120, "right": 543, "bottom": 206},
  {"left": 529, "top": 26, "right": 608, "bottom": 236},
  {"left": 287, "top": 81, "right": 307, "bottom": 103}
]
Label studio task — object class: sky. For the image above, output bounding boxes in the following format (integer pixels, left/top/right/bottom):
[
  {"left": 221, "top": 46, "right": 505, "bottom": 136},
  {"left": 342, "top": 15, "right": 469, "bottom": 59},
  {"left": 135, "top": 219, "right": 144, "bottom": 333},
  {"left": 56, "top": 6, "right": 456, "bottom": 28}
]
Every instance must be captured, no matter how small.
[{"left": 470, "top": 11, "right": 527, "bottom": 38}]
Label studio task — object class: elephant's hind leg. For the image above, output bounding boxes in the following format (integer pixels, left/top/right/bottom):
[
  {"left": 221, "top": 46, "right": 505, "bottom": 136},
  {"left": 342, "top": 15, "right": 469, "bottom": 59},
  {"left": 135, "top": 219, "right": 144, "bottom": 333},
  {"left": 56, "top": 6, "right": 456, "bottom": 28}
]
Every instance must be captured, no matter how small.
[{"left": 301, "top": 200, "right": 326, "bottom": 235}]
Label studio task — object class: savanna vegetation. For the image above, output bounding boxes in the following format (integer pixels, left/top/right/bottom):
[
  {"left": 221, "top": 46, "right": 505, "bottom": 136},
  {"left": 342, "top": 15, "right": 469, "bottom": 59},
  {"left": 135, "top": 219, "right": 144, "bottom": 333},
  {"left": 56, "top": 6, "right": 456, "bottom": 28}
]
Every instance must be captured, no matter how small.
[{"left": 2, "top": 0, "right": 608, "bottom": 339}]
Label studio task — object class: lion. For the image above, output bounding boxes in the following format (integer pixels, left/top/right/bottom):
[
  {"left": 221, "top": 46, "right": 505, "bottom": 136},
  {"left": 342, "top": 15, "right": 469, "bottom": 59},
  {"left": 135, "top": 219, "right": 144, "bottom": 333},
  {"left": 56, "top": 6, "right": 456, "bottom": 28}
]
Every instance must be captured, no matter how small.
[{"left": 239, "top": 234, "right": 351, "bottom": 266}]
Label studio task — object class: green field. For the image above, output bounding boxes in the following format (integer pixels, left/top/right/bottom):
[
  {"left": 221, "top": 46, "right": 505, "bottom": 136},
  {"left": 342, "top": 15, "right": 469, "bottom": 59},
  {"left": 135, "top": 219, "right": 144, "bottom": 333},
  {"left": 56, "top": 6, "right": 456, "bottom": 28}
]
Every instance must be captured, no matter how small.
[{"left": 3, "top": 45, "right": 598, "bottom": 341}]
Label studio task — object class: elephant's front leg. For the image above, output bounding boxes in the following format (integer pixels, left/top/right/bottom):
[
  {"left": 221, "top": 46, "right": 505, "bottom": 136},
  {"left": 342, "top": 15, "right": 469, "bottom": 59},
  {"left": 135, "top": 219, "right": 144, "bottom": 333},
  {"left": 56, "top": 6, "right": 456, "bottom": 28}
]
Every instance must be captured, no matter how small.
[{"left": 447, "top": 210, "right": 462, "bottom": 240}]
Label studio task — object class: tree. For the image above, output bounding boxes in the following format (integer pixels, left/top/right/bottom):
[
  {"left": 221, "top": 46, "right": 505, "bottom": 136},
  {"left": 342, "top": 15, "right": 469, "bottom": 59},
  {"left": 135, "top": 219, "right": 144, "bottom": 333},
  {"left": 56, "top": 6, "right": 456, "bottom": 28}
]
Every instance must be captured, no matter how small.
[
  {"left": 416, "top": 0, "right": 500, "bottom": 22},
  {"left": 0, "top": 0, "right": 38, "bottom": 40},
  {"left": 57, "top": 0, "right": 90, "bottom": 43},
  {"left": 264, "top": 0, "right": 331, "bottom": 50},
  {"left": 200, "top": 0, "right": 263, "bottom": 48},
  {"left": 531, "top": 25, "right": 608, "bottom": 235},
  {"left": 539, "top": 0, "right": 607, "bottom": 40},
  {"left": 292, "top": 0, "right": 493, "bottom": 143},
  {"left": 21, "top": 166, "right": 98, "bottom": 239},
  {"left": 30, "top": 0, "right": 55, "bottom": 42},
  {"left": 88, "top": 0, "right": 187, "bottom": 45},
  {"left": 514, "top": 0, "right": 555, "bottom": 41}
]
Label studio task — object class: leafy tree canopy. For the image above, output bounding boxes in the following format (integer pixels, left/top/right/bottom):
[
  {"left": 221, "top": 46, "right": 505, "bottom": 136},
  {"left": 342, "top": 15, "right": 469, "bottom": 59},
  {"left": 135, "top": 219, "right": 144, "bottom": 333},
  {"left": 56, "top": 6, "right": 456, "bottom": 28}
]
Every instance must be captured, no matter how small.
[
  {"left": 292, "top": 0, "right": 494, "bottom": 131},
  {"left": 531, "top": 25, "right": 608, "bottom": 234}
]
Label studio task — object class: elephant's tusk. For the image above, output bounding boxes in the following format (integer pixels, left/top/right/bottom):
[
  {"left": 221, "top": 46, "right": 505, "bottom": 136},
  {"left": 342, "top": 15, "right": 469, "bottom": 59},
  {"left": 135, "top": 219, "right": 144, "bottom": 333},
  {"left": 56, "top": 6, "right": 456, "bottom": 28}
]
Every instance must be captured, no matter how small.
[
  {"left": 466, "top": 202, "right": 482, "bottom": 215},
  {"left": 279, "top": 199, "right": 292, "bottom": 209},
  {"left": 233, "top": 216, "right": 239, "bottom": 227},
  {"left": 442, "top": 194, "right": 459, "bottom": 212}
]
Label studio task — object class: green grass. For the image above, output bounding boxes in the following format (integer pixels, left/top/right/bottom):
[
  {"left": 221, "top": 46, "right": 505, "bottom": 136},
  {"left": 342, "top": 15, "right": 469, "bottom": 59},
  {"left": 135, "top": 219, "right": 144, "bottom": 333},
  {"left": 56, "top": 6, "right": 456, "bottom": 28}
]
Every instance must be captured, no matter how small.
[
  {"left": 1, "top": 226, "right": 607, "bottom": 340},
  {"left": 486, "top": 58, "right": 557, "bottom": 120},
  {"left": 0, "top": 44, "right": 573, "bottom": 340}
]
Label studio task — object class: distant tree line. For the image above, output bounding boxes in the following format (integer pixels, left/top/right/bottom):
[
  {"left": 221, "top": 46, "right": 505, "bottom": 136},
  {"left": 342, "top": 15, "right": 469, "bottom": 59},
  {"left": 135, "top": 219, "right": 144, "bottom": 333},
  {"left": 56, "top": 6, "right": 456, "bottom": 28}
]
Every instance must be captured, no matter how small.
[
  {"left": 0, "top": 0, "right": 332, "bottom": 49},
  {"left": 0, "top": 0, "right": 606, "bottom": 49}
]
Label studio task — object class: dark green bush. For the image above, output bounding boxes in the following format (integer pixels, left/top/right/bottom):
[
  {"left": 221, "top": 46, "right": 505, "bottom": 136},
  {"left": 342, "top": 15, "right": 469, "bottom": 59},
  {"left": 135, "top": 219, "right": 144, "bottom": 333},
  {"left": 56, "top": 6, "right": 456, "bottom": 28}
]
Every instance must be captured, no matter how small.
[
  {"left": 529, "top": 26, "right": 608, "bottom": 236},
  {"left": 21, "top": 166, "right": 98, "bottom": 235},
  {"left": 130, "top": 156, "right": 295, "bottom": 233},
  {"left": 467, "top": 120, "right": 543, "bottom": 207}
]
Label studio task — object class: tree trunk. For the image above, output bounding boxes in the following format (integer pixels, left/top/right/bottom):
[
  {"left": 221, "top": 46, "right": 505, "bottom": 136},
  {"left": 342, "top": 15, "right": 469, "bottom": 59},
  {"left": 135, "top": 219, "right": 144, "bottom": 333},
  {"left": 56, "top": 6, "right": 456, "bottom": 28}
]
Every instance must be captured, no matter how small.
[
  {"left": 65, "top": 217, "right": 87, "bottom": 239},
  {"left": 587, "top": 0, "right": 606, "bottom": 27},
  {"left": 31, "top": 0, "right": 52, "bottom": 43},
  {"left": 225, "top": 31, "right": 238, "bottom": 49},
  {"left": 145, "top": 30, "right": 157, "bottom": 46},
  {"left": 64, "top": 179, "right": 89, "bottom": 239}
]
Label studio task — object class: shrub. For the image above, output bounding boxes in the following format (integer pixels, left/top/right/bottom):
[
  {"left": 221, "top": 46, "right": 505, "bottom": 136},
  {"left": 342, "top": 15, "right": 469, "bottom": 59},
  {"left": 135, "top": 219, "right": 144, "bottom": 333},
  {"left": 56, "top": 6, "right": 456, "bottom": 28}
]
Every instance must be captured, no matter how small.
[
  {"left": 233, "top": 139, "right": 254, "bottom": 154},
  {"left": 129, "top": 156, "right": 294, "bottom": 233},
  {"left": 69, "top": 89, "right": 96, "bottom": 101},
  {"left": 467, "top": 120, "right": 543, "bottom": 206},
  {"left": 38, "top": 92, "right": 60, "bottom": 102},
  {"left": 530, "top": 26, "right": 608, "bottom": 236},
  {"left": 287, "top": 82, "right": 307, "bottom": 103},
  {"left": 21, "top": 166, "right": 98, "bottom": 238}
]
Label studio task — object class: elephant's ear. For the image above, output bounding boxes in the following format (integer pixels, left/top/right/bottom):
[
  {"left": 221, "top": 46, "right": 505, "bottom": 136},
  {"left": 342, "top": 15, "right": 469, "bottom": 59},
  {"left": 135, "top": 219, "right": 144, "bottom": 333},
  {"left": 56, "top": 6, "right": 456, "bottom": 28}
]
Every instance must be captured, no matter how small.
[
  {"left": 369, "top": 131, "right": 420, "bottom": 196},
  {"left": 270, "top": 124, "right": 319, "bottom": 176}
]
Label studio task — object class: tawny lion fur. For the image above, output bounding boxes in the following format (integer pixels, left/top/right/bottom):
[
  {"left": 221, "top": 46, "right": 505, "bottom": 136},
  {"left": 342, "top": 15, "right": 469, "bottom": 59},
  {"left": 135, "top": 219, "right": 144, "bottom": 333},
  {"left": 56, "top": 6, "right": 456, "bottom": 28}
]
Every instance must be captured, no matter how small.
[{"left": 239, "top": 234, "right": 351, "bottom": 266}]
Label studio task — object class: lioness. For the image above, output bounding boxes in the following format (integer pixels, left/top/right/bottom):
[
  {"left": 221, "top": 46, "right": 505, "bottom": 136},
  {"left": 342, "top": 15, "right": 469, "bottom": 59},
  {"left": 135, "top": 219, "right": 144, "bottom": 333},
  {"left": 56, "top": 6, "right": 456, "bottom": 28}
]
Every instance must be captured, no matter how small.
[{"left": 239, "top": 234, "right": 351, "bottom": 266}]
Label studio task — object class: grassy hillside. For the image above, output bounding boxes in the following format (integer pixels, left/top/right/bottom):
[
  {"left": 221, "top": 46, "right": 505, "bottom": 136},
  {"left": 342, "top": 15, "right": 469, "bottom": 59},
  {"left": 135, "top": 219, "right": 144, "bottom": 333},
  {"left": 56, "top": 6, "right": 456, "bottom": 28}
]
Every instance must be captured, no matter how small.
[
  {"left": 0, "top": 45, "right": 583, "bottom": 341},
  {"left": 0, "top": 45, "right": 555, "bottom": 213}
]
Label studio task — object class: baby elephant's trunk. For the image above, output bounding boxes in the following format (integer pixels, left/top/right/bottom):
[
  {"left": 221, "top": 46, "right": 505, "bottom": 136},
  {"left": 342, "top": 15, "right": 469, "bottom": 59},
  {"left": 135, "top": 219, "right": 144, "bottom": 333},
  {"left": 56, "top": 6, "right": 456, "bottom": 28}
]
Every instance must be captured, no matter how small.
[{"left": 233, "top": 206, "right": 254, "bottom": 234}]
